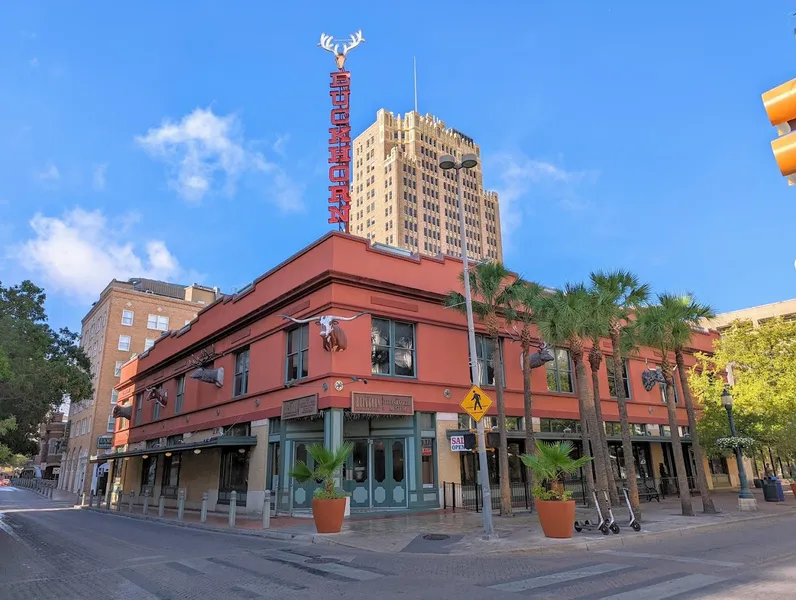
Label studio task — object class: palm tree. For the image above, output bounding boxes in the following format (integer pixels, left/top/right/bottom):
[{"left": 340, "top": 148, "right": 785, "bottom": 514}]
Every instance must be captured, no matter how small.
[
  {"left": 521, "top": 441, "right": 593, "bottom": 499},
  {"left": 589, "top": 270, "right": 650, "bottom": 519},
  {"left": 583, "top": 289, "right": 620, "bottom": 507},
  {"left": 289, "top": 442, "right": 354, "bottom": 498},
  {"left": 506, "top": 281, "right": 546, "bottom": 503},
  {"left": 444, "top": 261, "right": 520, "bottom": 516},
  {"left": 534, "top": 283, "right": 614, "bottom": 514},
  {"left": 633, "top": 300, "right": 694, "bottom": 516},
  {"left": 658, "top": 293, "right": 717, "bottom": 514}
]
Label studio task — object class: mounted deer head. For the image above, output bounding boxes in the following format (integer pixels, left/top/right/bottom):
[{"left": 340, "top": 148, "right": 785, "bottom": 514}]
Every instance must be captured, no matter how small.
[
  {"left": 280, "top": 312, "right": 368, "bottom": 352},
  {"left": 188, "top": 346, "right": 224, "bottom": 387},
  {"left": 520, "top": 342, "right": 555, "bottom": 370},
  {"left": 112, "top": 404, "right": 132, "bottom": 420},
  {"left": 318, "top": 29, "right": 365, "bottom": 70},
  {"left": 641, "top": 368, "right": 666, "bottom": 392}
]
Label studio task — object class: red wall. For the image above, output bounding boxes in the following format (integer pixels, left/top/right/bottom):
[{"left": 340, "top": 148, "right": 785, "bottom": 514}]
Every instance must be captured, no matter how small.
[{"left": 115, "top": 233, "right": 717, "bottom": 445}]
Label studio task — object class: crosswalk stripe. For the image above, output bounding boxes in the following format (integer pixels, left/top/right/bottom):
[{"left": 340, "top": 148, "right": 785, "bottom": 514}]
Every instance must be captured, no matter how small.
[
  {"left": 261, "top": 550, "right": 383, "bottom": 582},
  {"left": 596, "top": 574, "right": 726, "bottom": 600},
  {"left": 488, "top": 563, "right": 628, "bottom": 592},
  {"left": 597, "top": 550, "right": 743, "bottom": 568}
]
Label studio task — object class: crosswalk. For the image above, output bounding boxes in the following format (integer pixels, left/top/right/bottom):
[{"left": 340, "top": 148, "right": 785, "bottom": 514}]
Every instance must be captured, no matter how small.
[{"left": 484, "top": 561, "right": 730, "bottom": 599}]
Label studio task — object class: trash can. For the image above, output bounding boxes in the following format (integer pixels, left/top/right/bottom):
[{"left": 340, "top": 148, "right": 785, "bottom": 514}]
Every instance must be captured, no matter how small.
[
  {"left": 762, "top": 480, "right": 781, "bottom": 502},
  {"left": 775, "top": 480, "right": 785, "bottom": 502},
  {"left": 753, "top": 479, "right": 763, "bottom": 489}
]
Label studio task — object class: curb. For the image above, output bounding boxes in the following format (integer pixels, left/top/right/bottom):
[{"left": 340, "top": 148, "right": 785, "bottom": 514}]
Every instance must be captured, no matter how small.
[{"left": 79, "top": 506, "right": 327, "bottom": 545}]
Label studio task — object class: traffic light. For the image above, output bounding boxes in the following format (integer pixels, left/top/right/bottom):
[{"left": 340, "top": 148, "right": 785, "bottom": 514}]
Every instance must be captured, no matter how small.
[{"left": 762, "top": 78, "right": 796, "bottom": 184}]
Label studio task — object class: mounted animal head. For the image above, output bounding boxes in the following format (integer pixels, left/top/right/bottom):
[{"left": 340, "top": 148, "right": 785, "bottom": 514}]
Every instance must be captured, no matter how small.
[
  {"left": 280, "top": 312, "right": 368, "bottom": 353},
  {"left": 112, "top": 404, "right": 133, "bottom": 420},
  {"left": 145, "top": 387, "right": 168, "bottom": 407},
  {"left": 318, "top": 30, "right": 365, "bottom": 70},
  {"left": 188, "top": 346, "right": 224, "bottom": 388},
  {"left": 641, "top": 368, "right": 666, "bottom": 392},
  {"left": 520, "top": 342, "right": 555, "bottom": 370}
]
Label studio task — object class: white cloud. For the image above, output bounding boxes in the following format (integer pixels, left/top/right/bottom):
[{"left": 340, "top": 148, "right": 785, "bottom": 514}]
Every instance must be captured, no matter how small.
[
  {"left": 135, "top": 108, "right": 304, "bottom": 212},
  {"left": 488, "top": 152, "right": 599, "bottom": 252},
  {"left": 12, "top": 208, "right": 197, "bottom": 303},
  {"left": 35, "top": 162, "right": 60, "bottom": 183},
  {"left": 92, "top": 163, "right": 107, "bottom": 191},
  {"left": 272, "top": 133, "right": 290, "bottom": 155}
]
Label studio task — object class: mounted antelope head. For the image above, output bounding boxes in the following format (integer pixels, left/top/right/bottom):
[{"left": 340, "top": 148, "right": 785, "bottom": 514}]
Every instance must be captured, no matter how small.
[
  {"left": 280, "top": 313, "right": 368, "bottom": 352},
  {"left": 112, "top": 404, "right": 132, "bottom": 420},
  {"left": 188, "top": 346, "right": 224, "bottom": 387},
  {"left": 641, "top": 368, "right": 666, "bottom": 392},
  {"left": 318, "top": 29, "right": 365, "bottom": 70}
]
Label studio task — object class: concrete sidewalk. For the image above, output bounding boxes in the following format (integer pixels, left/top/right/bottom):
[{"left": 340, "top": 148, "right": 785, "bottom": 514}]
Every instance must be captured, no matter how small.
[{"left": 75, "top": 488, "right": 796, "bottom": 555}]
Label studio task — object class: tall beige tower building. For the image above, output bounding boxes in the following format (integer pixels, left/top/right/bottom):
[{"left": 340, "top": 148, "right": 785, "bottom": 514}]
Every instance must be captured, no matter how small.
[
  {"left": 59, "top": 278, "right": 218, "bottom": 498},
  {"left": 349, "top": 110, "right": 503, "bottom": 262}
]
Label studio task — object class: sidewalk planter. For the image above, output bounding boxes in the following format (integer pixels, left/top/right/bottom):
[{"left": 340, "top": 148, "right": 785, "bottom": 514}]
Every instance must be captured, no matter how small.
[
  {"left": 536, "top": 499, "right": 576, "bottom": 539},
  {"left": 311, "top": 498, "right": 347, "bottom": 533},
  {"left": 790, "top": 483, "right": 796, "bottom": 497}
]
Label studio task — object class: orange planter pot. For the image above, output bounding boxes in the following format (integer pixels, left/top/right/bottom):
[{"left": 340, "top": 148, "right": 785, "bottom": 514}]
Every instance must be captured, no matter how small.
[
  {"left": 311, "top": 498, "right": 347, "bottom": 534},
  {"left": 536, "top": 499, "right": 576, "bottom": 539},
  {"left": 790, "top": 483, "right": 796, "bottom": 498}
]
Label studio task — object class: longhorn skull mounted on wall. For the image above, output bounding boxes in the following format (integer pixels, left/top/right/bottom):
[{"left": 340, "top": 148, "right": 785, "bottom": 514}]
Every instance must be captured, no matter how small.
[
  {"left": 188, "top": 346, "right": 225, "bottom": 387},
  {"left": 280, "top": 312, "right": 369, "bottom": 352}
]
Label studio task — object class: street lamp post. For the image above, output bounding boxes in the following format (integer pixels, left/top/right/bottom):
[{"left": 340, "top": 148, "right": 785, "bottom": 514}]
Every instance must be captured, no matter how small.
[
  {"left": 439, "top": 152, "right": 496, "bottom": 538},
  {"left": 721, "top": 388, "right": 758, "bottom": 511}
]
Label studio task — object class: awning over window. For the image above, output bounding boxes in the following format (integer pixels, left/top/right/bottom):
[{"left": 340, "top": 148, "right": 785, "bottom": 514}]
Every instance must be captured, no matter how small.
[{"left": 89, "top": 436, "right": 257, "bottom": 463}]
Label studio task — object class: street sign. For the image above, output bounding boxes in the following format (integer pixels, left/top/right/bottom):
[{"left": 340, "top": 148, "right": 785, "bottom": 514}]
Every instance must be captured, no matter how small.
[{"left": 460, "top": 385, "right": 493, "bottom": 422}]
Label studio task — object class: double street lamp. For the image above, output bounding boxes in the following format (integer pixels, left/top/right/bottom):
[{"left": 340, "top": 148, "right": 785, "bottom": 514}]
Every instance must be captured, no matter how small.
[
  {"left": 439, "top": 152, "right": 495, "bottom": 538},
  {"left": 720, "top": 388, "right": 757, "bottom": 508}
]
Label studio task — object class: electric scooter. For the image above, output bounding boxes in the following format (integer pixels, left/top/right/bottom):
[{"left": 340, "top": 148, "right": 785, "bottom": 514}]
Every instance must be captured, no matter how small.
[
  {"left": 574, "top": 491, "right": 618, "bottom": 535},
  {"left": 622, "top": 488, "right": 642, "bottom": 532},
  {"left": 601, "top": 490, "right": 620, "bottom": 534}
]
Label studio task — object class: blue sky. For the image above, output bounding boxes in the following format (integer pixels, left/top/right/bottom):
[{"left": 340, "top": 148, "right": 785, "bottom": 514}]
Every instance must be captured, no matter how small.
[{"left": 1, "top": 1, "right": 795, "bottom": 332}]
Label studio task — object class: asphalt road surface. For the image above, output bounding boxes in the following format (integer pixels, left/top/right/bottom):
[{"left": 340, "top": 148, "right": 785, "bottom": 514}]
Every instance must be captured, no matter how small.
[{"left": 2, "top": 486, "right": 796, "bottom": 599}]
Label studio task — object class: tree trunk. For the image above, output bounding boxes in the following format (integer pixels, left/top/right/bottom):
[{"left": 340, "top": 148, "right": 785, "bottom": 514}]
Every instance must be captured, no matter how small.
[
  {"left": 572, "top": 344, "right": 611, "bottom": 515},
  {"left": 662, "top": 359, "right": 694, "bottom": 516},
  {"left": 522, "top": 344, "right": 536, "bottom": 510},
  {"left": 675, "top": 348, "right": 716, "bottom": 514},
  {"left": 610, "top": 329, "right": 642, "bottom": 521},
  {"left": 492, "top": 335, "right": 513, "bottom": 516},
  {"left": 588, "top": 346, "right": 620, "bottom": 506}
]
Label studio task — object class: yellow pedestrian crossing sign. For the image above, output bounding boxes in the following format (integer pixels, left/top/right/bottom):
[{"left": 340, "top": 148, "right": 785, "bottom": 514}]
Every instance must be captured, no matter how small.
[{"left": 460, "top": 385, "right": 493, "bottom": 422}]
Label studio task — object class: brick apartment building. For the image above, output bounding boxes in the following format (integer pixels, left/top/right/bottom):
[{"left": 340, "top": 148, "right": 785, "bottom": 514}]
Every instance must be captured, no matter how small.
[
  {"left": 59, "top": 278, "right": 218, "bottom": 498},
  {"left": 33, "top": 412, "right": 66, "bottom": 481}
]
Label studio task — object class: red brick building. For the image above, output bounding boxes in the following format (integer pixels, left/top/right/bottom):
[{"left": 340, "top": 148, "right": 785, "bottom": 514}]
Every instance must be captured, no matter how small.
[{"left": 109, "top": 233, "right": 716, "bottom": 515}]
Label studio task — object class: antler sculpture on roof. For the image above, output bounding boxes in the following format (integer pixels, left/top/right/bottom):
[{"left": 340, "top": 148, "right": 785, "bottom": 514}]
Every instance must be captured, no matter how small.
[
  {"left": 280, "top": 313, "right": 368, "bottom": 352},
  {"left": 318, "top": 29, "right": 365, "bottom": 70}
]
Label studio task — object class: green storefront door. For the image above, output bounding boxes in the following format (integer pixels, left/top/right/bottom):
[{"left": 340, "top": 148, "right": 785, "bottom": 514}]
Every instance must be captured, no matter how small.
[
  {"left": 292, "top": 441, "right": 317, "bottom": 509},
  {"left": 344, "top": 440, "right": 370, "bottom": 509},
  {"left": 371, "top": 438, "right": 407, "bottom": 509}
]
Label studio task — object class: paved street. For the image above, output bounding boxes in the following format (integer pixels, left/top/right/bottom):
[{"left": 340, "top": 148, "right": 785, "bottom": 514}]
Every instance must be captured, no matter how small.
[{"left": 2, "top": 486, "right": 796, "bottom": 599}]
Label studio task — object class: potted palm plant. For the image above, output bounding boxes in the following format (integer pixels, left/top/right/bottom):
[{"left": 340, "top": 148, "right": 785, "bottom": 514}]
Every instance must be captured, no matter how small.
[
  {"left": 289, "top": 442, "right": 354, "bottom": 534},
  {"left": 521, "top": 440, "right": 592, "bottom": 539}
]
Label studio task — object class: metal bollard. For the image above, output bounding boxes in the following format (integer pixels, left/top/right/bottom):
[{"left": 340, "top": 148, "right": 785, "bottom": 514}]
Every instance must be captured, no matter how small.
[
  {"left": 80, "top": 491, "right": 86, "bottom": 506},
  {"left": 177, "top": 489, "right": 185, "bottom": 521},
  {"left": 200, "top": 492, "right": 208, "bottom": 523},
  {"left": 228, "top": 491, "right": 237, "bottom": 527},
  {"left": 128, "top": 491, "right": 135, "bottom": 512},
  {"left": 89, "top": 491, "right": 95, "bottom": 507},
  {"left": 115, "top": 489, "right": 123, "bottom": 511},
  {"left": 47, "top": 486, "right": 53, "bottom": 499},
  {"left": 262, "top": 490, "right": 271, "bottom": 529},
  {"left": 158, "top": 495, "right": 165, "bottom": 518},
  {"left": 142, "top": 490, "right": 150, "bottom": 515},
  {"left": 105, "top": 489, "right": 111, "bottom": 509}
]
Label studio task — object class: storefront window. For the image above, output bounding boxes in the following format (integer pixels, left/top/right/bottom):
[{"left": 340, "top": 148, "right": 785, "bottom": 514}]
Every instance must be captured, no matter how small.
[
  {"left": 606, "top": 358, "right": 631, "bottom": 399},
  {"left": 421, "top": 439, "right": 434, "bottom": 488},
  {"left": 219, "top": 448, "right": 249, "bottom": 506},
  {"left": 540, "top": 419, "right": 581, "bottom": 433},
  {"left": 371, "top": 318, "right": 416, "bottom": 377},
  {"left": 140, "top": 456, "right": 156, "bottom": 495},
  {"left": 546, "top": 348, "right": 574, "bottom": 393},
  {"left": 161, "top": 453, "right": 180, "bottom": 498}
]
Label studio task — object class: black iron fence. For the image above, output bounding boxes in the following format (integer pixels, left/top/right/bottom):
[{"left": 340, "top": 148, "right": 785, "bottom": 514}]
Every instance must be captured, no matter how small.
[{"left": 443, "top": 479, "right": 589, "bottom": 513}]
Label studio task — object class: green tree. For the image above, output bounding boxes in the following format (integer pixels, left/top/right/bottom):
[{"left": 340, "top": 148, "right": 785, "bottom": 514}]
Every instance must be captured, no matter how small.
[
  {"left": 634, "top": 299, "right": 694, "bottom": 516},
  {"left": 289, "top": 442, "right": 354, "bottom": 498},
  {"left": 690, "top": 317, "right": 796, "bottom": 461},
  {"left": 589, "top": 270, "right": 650, "bottom": 518},
  {"left": 0, "top": 280, "right": 92, "bottom": 455},
  {"left": 506, "top": 280, "right": 546, "bottom": 503},
  {"left": 534, "top": 283, "right": 614, "bottom": 514},
  {"left": 658, "top": 293, "right": 716, "bottom": 513},
  {"left": 445, "top": 261, "right": 521, "bottom": 516}
]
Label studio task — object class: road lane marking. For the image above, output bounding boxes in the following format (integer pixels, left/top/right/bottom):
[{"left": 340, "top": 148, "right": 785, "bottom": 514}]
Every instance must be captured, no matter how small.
[
  {"left": 597, "top": 573, "right": 726, "bottom": 599},
  {"left": 487, "top": 563, "right": 628, "bottom": 592},
  {"left": 597, "top": 550, "right": 743, "bottom": 568},
  {"left": 205, "top": 556, "right": 308, "bottom": 590},
  {"left": 260, "top": 550, "right": 384, "bottom": 581}
]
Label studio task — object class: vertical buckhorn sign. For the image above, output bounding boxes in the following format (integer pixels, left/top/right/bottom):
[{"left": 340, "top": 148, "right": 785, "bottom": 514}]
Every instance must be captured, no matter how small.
[{"left": 318, "top": 30, "right": 365, "bottom": 232}]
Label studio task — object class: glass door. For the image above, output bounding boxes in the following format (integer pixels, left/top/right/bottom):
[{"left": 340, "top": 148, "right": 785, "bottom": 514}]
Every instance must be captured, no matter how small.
[
  {"left": 343, "top": 440, "right": 370, "bottom": 508},
  {"left": 371, "top": 438, "right": 407, "bottom": 509},
  {"left": 292, "top": 442, "right": 316, "bottom": 509}
]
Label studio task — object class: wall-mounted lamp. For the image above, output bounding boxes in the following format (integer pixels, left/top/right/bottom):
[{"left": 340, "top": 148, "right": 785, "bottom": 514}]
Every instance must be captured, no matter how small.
[
  {"left": 142, "top": 454, "right": 149, "bottom": 459},
  {"left": 193, "top": 449, "right": 201, "bottom": 454},
  {"left": 165, "top": 452, "right": 172, "bottom": 457},
  {"left": 237, "top": 448, "right": 246, "bottom": 454}
]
